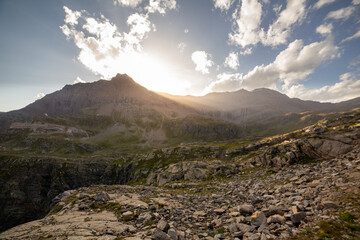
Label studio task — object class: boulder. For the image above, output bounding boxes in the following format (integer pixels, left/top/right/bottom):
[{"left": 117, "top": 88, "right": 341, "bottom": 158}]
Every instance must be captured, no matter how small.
[{"left": 251, "top": 211, "right": 266, "bottom": 227}]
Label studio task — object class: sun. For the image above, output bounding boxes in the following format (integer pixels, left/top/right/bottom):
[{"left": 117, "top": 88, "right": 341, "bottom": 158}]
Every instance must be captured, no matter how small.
[
  {"left": 99, "top": 52, "right": 190, "bottom": 95},
  {"left": 128, "top": 53, "right": 190, "bottom": 95}
]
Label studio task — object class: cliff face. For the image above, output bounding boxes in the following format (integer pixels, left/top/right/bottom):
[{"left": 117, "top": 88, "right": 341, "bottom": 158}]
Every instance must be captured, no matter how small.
[{"left": 0, "top": 156, "right": 135, "bottom": 231}]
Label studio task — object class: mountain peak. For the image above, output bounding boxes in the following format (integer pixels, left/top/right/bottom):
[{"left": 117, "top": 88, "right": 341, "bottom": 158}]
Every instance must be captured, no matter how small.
[{"left": 111, "top": 73, "right": 135, "bottom": 83}]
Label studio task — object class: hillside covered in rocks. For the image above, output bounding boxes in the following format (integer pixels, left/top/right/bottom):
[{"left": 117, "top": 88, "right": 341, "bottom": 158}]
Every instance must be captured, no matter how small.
[{"left": 1, "top": 110, "right": 360, "bottom": 239}]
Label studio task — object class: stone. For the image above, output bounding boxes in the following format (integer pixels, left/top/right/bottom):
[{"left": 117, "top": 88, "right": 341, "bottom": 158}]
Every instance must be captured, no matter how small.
[
  {"left": 167, "top": 228, "right": 177, "bottom": 240},
  {"left": 194, "top": 211, "right": 206, "bottom": 217},
  {"left": 322, "top": 201, "right": 339, "bottom": 209},
  {"left": 237, "top": 223, "right": 254, "bottom": 233},
  {"left": 137, "top": 212, "right": 153, "bottom": 223},
  {"left": 184, "top": 168, "right": 208, "bottom": 181},
  {"left": 152, "top": 229, "right": 171, "bottom": 240},
  {"left": 123, "top": 211, "right": 133, "bottom": 217},
  {"left": 267, "top": 215, "right": 286, "bottom": 224},
  {"left": 243, "top": 232, "right": 260, "bottom": 240},
  {"left": 157, "top": 219, "right": 170, "bottom": 232},
  {"left": 94, "top": 192, "right": 110, "bottom": 202},
  {"left": 228, "top": 223, "right": 238, "bottom": 233},
  {"left": 214, "top": 233, "right": 225, "bottom": 240},
  {"left": 290, "top": 206, "right": 298, "bottom": 214},
  {"left": 214, "top": 208, "right": 226, "bottom": 215},
  {"left": 251, "top": 211, "right": 266, "bottom": 227},
  {"left": 291, "top": 212, "right": 307, "bottom": 226},
  {"left": 263, "top": 206, "right": 286, "bottom": 216},
  {"left": 229, "top": 212, "right": 240, "bottom": 217},
  {"left": 238, "top": 204, "right": 254, "bottom": 215}
]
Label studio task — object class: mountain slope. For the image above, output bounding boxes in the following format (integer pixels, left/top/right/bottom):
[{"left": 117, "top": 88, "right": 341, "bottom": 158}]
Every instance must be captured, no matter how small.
[
  {"left": 0, "top": 74, "right": 202, "bottom": 133},
  {"left": 158, "top": 88, "right": 360, "bottom": 124},
  {"left": 0, "top": 74, "right": 247, "bottom": 154}
]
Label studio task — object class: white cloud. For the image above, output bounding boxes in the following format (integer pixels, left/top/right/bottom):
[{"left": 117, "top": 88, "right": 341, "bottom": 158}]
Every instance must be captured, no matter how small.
[
  {"left": 229, "top": 0, "right": 263, "bottom": 48},
  {"left": 191, "top": 51, "right": 214, "bottom": 74},
  {"left": 125, "top": 13, "right": 155, "bottom": 51},
  {"left": 36, "top": 93, "right": 45, "bottom": 99},
  {"left": 313, "top": 0, "right": 336, "bottom": 9},
  {"left": 206, "top": 38, "right": 339, "bottom": 92},
  {"left": 262, "top": 0, "right": 306, "bottom": 46},
  {"left": 61, "top": 10, "right": 155, "bottom": 74},
  {"left": 146, "top": 0, "right": 176, "bottom": 15},
  {"left": 353, "top": 0, "right": 360, "bottom": 5},
  {"left": 273, "top": 4, "right": 282, "bottom": 14},
  {"left": 350, "top": 55, "right": 360, "bottom": 68},
  {"left": 316, "top": 23, "right": 333, "bottom": 36},
  {"left": 285, "top": 72, "right": 360, "bottom": 102},
  {"left": 74, "top": 76, "right": 86, "bottom": 84},
  {"left": 224, "top": 52, "right": 239, "bottom": 70},
  {"left": 229, "top": 0, "right": 306, "bottom": 48},
  {"left": 113, "top": 0, "right": 143, "bottom": 7},
  {"left": 240, "top": 48, "right": 253, "bottom": 55},
  {"left": 177, "top": 42, "right": 186, "bottom": 53},
  {"left": 270, "top": 38, "right": 339, "bottom": 89},
  {"left": 204, "top": 73, "right": 243, "bottom": 93},
  {"left": 60, "top": 6, "right": 191, "bottom": 95},
  {"left": 63, "top": 6, "right": 81, "bottom": 26},
  {"left": 213, "top": 0, "right": 234, "bottom": 11},
  {"left": 341, "top": 29, "right": 360, "bottom": 43},
  {"left": 325, "top": 6, "right": 356, "bottom": 20}
]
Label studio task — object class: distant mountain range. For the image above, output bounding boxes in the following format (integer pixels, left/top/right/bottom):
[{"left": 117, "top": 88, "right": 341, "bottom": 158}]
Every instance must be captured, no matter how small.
[
  {"left": 1, "top": 74, "right": 360, "bottom": 138},
  {"left": 159, "top": 87, "right": 360, "bottom": 123}
]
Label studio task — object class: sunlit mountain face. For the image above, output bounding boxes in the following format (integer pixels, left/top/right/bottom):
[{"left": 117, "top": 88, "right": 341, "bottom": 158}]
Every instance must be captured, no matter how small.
[{"left": 0, "top": 0, "right": 360, "bottom": 111}]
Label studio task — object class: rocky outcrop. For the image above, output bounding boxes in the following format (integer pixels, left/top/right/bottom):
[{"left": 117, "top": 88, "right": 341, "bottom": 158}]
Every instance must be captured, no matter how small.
[
  {"left": 146, "top": 160, "right": 237, "bottom": 186},
  {"left": 1, "top": 147, "right": 359, "bottom": 239},
  {"left": 0, "top": 156, "right": 135, "bottom": 231}
]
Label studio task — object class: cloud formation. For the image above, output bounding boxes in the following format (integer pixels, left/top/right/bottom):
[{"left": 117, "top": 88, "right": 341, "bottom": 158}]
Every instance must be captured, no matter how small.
[
  {"left": 229, "top": 0, "right": 306, "bottom": 48},
  {"left": 74, "top": 76, "right": 86, "bottom": 84},
  {"left": 341, "top": 30, "right": 360, "bottom": 43},
  {"left": 146, "top": 0, "right": 176, "bottom": 15},
  {"left": 213, "top": 0, "right": 234, "bottom": 11},
  {"left": 286, "top": 72, "right": 360, "bottom": 102},
  {"left": 61, "top": 7, "right": 154, "bottom": 78},
  {"left": 239, "top": 48, "right": 253, "bottom": 55},
  {"left": 191, "top": 51, "right": 214, "bottom": 74},
  {"left": 229, "top": 0, "right": 263, "bottom": 48},
  {"left": 63, "top": 6, "right": 81, "bottom": 26},
  {"left": 113, "top": 0, "right": 143, "bottom": 8},
  {"left": 325, "top": 6, "right": 356, "bottom": 20},
  {"left": 224, "top": 52, "right": 239, "bottom": 70},
  {"left": 204, "top": 73, "right": 243, "bottom": 93},
  {"left": 206, "top": 38, "right": 339, "bottom": 93},
  {"left": 316, "top": 23, "right": 333, "bottom": 36},
  {"left": 60, "top": 5, "right": 191, "bottom": 95},
  {"left": 262, "top": 0, "right": 306, "bottom": 46},
  {"left": 313, "top": 0, "right": 336, "bottom": 9}
]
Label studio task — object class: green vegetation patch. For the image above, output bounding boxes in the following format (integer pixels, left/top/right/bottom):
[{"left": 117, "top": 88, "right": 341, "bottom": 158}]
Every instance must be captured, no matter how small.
[{"left": 90, "top": 202, "right": 123, "bottom": 219}]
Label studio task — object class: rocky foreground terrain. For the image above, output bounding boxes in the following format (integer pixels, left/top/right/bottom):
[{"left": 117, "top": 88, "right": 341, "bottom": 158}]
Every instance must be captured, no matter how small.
[{"left": 1, "top": 110, "right": 360, "bottom": 239}]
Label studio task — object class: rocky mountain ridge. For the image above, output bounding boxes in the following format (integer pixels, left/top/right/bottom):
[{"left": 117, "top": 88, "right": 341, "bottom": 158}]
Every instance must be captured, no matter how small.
[{"left": 1, "top": 74, "right": 360, "bottom": 137}]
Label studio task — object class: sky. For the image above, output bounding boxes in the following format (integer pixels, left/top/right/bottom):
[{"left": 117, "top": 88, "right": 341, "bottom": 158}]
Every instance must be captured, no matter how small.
[{"left": 0, "top": 0, "right": 360, "bottom": 111}]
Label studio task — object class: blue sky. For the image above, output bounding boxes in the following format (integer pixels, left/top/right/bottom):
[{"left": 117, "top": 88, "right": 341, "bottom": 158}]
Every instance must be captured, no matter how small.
[{"left": 0, "top": 0, "right": 359, "bottom": 111}]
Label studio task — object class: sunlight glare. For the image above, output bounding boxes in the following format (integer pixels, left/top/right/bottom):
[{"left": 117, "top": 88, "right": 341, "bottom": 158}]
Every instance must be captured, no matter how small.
[{"left": 91, "top": 51, "right": 191, "bottom": 95}]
